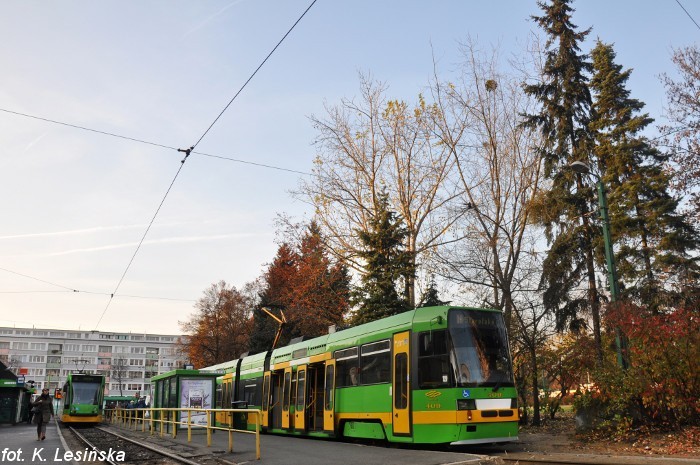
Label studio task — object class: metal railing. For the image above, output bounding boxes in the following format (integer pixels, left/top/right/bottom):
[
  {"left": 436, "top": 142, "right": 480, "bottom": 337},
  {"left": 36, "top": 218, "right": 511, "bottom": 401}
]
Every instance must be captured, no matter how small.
[{"left": 105, "top": 407, "right": 261, "bottom": 460}]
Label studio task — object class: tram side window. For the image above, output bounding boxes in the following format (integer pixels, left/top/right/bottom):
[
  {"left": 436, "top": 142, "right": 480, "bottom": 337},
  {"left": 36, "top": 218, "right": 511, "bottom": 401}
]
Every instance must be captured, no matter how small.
[
  {"left": 335, "top": 347, "right": 359, "bottom": 387},
  {"left": 360, "top": 340, "right": 391, "bottom": 385},
  {"left": 240, "top": 378, "right": 262, "bottom": 407},
  {"left": 417, "top": 330, "right": 451, "bottom": 389}
]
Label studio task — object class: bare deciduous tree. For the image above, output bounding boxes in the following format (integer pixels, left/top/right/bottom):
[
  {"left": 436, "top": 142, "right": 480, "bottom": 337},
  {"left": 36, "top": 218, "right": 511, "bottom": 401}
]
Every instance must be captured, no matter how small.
[
  {"left": 430, "top": 40, "right": 544, "bottom": 330},
  {"left": 296, "top": 74, "right": 461, "bottom": 306}
]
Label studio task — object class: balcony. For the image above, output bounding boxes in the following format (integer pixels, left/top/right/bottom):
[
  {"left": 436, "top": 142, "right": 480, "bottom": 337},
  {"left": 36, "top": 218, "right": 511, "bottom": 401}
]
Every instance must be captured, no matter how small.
[{"left": 45, "top": 363, "right": 61, "bottom": 369}]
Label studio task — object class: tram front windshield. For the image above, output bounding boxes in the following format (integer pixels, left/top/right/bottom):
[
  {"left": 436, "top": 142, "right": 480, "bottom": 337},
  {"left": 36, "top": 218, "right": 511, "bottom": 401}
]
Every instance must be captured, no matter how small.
[
  {"left": 73, "top": 381, "right": 101, "bottom": 404},
  {"left": 448, "top": 310, "right": 513, "bottom": 388}
]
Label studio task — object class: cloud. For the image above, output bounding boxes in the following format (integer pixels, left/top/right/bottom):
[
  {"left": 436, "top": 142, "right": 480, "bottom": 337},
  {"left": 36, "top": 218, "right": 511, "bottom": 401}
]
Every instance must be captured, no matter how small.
[
  {"left": 182, "top": 0, "right": 248, "bottom": 38},
  {"left": 0, "top": 224, "right": 145, "bottom": 240},
  {"left": 48, "top": 233, "right": 251, "bottom": 256}
]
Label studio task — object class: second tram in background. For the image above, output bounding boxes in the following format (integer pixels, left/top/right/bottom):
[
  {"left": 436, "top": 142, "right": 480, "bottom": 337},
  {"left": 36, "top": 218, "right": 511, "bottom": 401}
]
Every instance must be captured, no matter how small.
[
  {"left": 58, "top": 372, "right": 105, "bottom": 424},
  {"left": 207, "top": 305, "right": 518, "bottom": 445}
]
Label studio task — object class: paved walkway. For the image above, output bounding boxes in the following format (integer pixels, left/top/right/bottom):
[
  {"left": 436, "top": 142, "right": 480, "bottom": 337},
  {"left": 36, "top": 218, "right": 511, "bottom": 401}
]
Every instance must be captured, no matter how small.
[
  {"left": 0, "top": 420, "right": 75, "bottom": 464},
  {"left": 104, "top": 421, "right": 494, "bottom": 465}
]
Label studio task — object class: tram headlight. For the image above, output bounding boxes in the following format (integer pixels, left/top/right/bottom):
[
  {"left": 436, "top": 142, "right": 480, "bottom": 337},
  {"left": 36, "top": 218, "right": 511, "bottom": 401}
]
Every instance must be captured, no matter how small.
[{"left": 456, "top": 399, "right": 476, "bottom": 410}]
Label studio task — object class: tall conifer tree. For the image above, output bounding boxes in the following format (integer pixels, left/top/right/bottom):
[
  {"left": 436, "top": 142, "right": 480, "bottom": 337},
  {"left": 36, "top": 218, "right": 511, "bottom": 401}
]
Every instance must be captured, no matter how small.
[
  {"left": 589, "top": 41, "right": 699, "bottom": 309},
  {"left": 352, "top": 190, "right": 415, "bottom": 325},
  {"left": 524, "top": 0, "right": 604, "bottom": 362}
]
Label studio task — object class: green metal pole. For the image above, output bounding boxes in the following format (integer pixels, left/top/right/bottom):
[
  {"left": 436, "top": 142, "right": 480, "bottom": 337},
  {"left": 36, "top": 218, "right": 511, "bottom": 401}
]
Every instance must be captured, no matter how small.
[{"left": 596, "top": 181, "right": 628, "bottom": 370}]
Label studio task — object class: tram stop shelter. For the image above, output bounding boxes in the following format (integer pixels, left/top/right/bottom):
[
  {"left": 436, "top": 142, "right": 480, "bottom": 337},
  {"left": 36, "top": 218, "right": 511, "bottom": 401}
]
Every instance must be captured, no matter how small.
[
  {"left": 151, "top": 369, "right": 219, "bottom": 433},
  {"left": 0, "top": 361, "right": 34, "bottom": 425}
]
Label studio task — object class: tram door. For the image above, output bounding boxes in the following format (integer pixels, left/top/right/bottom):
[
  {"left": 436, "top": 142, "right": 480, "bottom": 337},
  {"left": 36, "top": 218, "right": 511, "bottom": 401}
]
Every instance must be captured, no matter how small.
[
  {"left": 282, "top": 367, "right": 292, "bottom": 429},
  {"left": 261, "top": 373, "right": 270, "bottom": 429},
  {"left": 323, "top": 360, "right": 336, "bottom": 433},
  {"left": 294, "top": 364, "right": 307, "bottom": 431},
  {"left": 392, "top": 331, "right": 411, "bottom": 435}
]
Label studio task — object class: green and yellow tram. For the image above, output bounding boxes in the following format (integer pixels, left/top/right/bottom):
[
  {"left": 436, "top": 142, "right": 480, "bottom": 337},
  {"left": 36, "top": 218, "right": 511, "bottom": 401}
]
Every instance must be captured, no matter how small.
[
  {"left": 210, "top": 306, "right": 518, "bottom": 445},
  {"left": 58, "top": 372, "right": 105, "bottom": 424}
]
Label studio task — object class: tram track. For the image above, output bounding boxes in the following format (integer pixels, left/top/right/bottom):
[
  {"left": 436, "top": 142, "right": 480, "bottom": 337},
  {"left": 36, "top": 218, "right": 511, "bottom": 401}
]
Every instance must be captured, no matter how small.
[{"left": 65, "top": 425, "right": 220, "bottom": 465}]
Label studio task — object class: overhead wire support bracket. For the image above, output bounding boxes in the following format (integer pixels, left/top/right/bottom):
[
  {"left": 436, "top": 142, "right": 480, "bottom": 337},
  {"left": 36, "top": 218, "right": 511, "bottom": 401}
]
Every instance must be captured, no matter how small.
[{"left": 178, "top": 146, "right": 194, "bottom": 164}]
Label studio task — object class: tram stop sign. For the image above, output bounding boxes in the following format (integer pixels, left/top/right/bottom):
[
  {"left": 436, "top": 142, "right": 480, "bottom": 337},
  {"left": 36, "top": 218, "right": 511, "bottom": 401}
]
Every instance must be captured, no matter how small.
[{"left": 16, "top": 376, "right": 25, "bottom": 386}]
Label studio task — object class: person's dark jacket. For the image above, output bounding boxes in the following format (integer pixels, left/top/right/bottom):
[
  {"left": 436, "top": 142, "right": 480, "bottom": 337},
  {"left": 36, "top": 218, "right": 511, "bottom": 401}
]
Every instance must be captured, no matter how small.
[{"left": 32, "top": 394, "right": 54, "bottom": 423}]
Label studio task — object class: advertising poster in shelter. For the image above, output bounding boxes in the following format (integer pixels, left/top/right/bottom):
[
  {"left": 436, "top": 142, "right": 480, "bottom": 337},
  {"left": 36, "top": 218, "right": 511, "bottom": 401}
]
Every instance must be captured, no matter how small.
[{"left": 179, "top": 378, "right": 212, "bottom": 425}]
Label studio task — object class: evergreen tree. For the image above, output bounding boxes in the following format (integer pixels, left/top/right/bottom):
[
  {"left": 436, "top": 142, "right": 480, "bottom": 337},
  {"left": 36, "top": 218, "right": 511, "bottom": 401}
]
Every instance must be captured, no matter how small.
[
  {"left": 352, "top": 190, "right": 415, "bottom": 325},
  {"left": 524, "top": 0, "right": 604, "bottom": 361},
  {"left": 418, "top": 276, "right": 449, "bottom": 307},
  {"left": 589, "top": 41, "right": 700, "bottom": 309}
]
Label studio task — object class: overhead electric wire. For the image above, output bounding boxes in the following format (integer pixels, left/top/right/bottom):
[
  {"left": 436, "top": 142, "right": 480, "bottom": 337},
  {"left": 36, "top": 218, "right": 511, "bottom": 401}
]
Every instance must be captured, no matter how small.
[
  {"left": 93, "top": 160, "right": 187, "bottom": 330},
  {"left": 93, "top": 0, "right": 318, "bottom": 330},
  {"left": 0, "top": 266, "right": 78, "bottom": 292},
  {"left": 0, "top": 106, "right": 310, "bottom": 175},
  {"left": 3, "top": 2, "right": 318, "bottom": 330},
  {"left": 0, "top": 266, "right": 194, "bottom": 301},
  {"left": 193, "top": 150, "right": 311, "bottom": 175},
  {"left": 191, "top": 0, "right": 318, "bottom": 150},
  {"left": 0, "top": 108, "right": 178, "bottom": 151},
  {"left": 675, "top": 0, "right": 700, "bottom": 32}
]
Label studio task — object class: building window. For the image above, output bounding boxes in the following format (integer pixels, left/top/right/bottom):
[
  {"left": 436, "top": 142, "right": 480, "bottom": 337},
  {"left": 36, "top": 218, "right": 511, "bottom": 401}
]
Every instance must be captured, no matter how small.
[
  {"left": 130, "top": 347, "right": 144, "bottom": 354},
  {"left": 0, "top": 342, "right": 9, "bottom": 349},
  {"left": 48, "top": 343, "right": 62, "bottom": 353},
  {"left": 64, "top": 344, "right": 80, "bottom": 352},
  {"left": 33, "top": 331, "right": 47, "bottom": 337},
  {"left": 13, "top": 342, "right": 29, "bottom": 350},
  {"left": 82, "top": 345, "right": 96, "bottom": 352},
  {"left": 98, "top": 345, "right": 112, "bottom": 353},
  {"left": 47, "top": 356, "right": 61, "bottom": 364},
  {"left": 30, "top": 343, "right": 46, "bottom": 351},
  {"left": 50, "top": 332, "right": 65, "bottom": 337},
  {"left": 30, "top": 355, "right": 46, "bottom": 363},
  {"left": 16, "top": 330, "right": 30, "bottom": 336},
  {"left": 129, "top": 359, "right": 144, "bottom": 366}
]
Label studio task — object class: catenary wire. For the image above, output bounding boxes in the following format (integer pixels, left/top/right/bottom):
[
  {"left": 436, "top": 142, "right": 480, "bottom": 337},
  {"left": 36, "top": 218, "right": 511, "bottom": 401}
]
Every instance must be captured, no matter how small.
[
  {"left": 0, "top": 266, "right": 78, "bottom": 292},
  {"left": 0, "top": 108, "right": 178, "bottom": 151},
  {"left": 675, "top": 0, "right": 700, "bottom": 32},
  {"left": 191, "top": 0, "right": 318, "bottom": 150},
  {"left": 193, "top": 150, "right": 311, "bottom": 175},
  {"left": 0, "top": 266, "right": 195, "bottom": 301},
  {"left": 93, "top": 160, "right": 188, "bottom": 330},
  {"left": 0, "top": 106, "right": 310, "bottom": 175},
  {"left": 93, "top": 0, "right": 318, "bottom": 329}
]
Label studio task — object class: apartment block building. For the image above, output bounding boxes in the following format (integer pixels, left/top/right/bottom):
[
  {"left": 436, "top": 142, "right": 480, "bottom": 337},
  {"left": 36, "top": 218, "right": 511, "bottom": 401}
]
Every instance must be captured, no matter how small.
[{"left": 0, "top": 326, "right": 188, "bottom": 396}]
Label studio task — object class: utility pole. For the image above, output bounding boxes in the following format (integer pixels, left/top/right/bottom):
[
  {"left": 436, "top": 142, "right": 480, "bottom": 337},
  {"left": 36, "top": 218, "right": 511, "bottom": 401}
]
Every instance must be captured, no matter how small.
[{"left": 570, "top": 161, "right": 629, "bottom": 369}]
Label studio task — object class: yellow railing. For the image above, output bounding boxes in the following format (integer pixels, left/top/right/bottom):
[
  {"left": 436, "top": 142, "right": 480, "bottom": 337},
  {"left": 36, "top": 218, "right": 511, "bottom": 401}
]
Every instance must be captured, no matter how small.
[{"left": 105, "top": 408, "right": 261, "bottom": 460}]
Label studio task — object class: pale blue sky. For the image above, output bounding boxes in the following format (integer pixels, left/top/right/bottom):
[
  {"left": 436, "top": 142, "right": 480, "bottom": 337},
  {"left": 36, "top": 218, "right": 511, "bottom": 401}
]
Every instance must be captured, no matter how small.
[{"left": 0, "top": 0, "right": 696, "bottom": 334}]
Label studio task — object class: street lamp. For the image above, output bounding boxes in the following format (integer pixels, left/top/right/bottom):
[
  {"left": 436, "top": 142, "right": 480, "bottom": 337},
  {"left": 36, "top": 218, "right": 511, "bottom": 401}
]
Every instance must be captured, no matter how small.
[{"left": 569, "top": 161, "right": 628, "bottom": 369}]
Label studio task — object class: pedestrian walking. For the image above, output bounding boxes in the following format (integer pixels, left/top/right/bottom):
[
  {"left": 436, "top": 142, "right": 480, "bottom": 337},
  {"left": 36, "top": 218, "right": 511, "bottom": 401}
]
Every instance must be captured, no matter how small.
[{"left": 32, "top": 388, "right": 54, "bottom": 441}]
